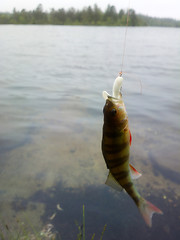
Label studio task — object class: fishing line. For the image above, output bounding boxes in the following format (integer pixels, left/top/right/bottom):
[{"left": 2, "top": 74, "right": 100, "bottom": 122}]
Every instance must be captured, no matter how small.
[
  {"left": 119, "top": 0, "right": 142, "bottom": 94},
  {"left": 119, "top": 0, "right": 131, "bottom": 77}
]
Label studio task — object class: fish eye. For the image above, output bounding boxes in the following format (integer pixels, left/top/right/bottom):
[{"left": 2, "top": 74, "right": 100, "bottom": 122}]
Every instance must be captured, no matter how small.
[{"left": 111, "top": 108, "right": 117, "bottom": 116}]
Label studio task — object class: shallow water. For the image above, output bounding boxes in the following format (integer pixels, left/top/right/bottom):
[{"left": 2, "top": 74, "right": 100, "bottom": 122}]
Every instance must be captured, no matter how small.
[{"left": 0, "top": 25, "right": 180, "bottom": 239}]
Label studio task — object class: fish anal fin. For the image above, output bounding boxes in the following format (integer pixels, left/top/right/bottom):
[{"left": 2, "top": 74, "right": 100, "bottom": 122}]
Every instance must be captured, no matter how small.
[
  {"left": 139, "top": 198, "right": 163, "bottom": 227},
  {"left": 105, "top": 172, "right": 123, "bottom": 192},
  {"left": 129, "top": 163, "right": 142, "bottom": 179}
]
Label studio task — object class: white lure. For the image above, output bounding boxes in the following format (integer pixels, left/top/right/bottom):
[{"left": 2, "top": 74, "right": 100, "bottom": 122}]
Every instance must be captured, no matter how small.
[{"left": 102, "top": 76, "right": 123, "bottom": 100}]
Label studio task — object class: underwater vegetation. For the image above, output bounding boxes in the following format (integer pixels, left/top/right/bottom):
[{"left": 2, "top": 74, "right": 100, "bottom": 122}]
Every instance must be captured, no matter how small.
[{"left": 0, "top": 205, "right": 106, "bottom": 240}]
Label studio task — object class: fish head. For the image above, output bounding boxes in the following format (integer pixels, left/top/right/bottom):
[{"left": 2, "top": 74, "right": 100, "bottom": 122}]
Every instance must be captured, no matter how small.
[{"left": 103, "top": 94, "right": 127, "bottom": 125}]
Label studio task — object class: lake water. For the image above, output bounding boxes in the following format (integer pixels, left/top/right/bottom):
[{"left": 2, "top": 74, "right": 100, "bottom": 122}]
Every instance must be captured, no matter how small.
[{"left": 0, "top": 25, "right": 180, "bottom": 239}]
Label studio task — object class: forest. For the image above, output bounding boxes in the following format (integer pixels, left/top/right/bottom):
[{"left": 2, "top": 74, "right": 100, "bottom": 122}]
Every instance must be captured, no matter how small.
[{"left": 0, "top": 4, "right": 179, "bottom": 27}]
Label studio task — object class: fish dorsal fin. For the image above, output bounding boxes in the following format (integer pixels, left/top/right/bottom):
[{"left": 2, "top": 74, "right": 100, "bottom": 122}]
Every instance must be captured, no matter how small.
[
  {"left": 105, "top": 172, "right": 123, "bottom": 192},
  {"left": 129, "top": 164, "right": 142, "bottom": 179}
]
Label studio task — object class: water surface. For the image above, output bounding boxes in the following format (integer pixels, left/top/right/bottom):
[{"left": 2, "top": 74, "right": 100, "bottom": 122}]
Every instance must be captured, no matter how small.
[{"left": 0, "top": 25, "right": 180, "bottom": 239}]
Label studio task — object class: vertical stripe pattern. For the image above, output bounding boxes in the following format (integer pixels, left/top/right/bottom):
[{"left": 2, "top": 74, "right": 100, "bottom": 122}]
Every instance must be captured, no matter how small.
[{"left": 102, "top": 98, "right": 141, "bottom": 206}]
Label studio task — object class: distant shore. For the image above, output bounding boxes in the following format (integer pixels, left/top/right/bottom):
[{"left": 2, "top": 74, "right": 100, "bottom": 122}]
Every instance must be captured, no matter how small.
[{"left": 0, "top": 3, "right": 180, "bottom": 27}]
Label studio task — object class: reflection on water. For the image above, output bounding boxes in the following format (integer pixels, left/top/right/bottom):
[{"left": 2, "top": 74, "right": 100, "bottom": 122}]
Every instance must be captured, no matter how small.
[{"left": 0, "top": 25, "right": 180, "bottom": 239}]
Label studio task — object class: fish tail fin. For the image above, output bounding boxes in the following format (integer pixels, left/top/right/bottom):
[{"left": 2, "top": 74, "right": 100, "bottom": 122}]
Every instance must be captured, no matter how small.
[{"left": 138, "top": 198, "right": 163, "bottom": 227}]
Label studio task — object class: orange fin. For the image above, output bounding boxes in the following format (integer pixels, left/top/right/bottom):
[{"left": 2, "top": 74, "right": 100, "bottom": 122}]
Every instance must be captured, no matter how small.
[
  {"left": 139, "top": 198, "right": 163, "bottom": 227},
  {"left": 129, "top": 164, "right": 142, "bottom": 179},
  {"left": 129, "top": 130, "right": 132, "bottom": 146}
]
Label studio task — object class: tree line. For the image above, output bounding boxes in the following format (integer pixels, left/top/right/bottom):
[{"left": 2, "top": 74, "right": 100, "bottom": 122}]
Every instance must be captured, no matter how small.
[{"left": 0, "top": 4, "right": 179, "bottom": 27}]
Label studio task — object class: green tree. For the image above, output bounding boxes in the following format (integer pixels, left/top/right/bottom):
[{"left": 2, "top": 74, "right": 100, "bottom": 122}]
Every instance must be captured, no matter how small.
[
  {"left": 87, "top": 6, "right": 93, "bottom": 24},
  {"left": 80, "top": 7, "right": 93, "bottom": 25},
  {"left": 119, "top": 9, "right": 125, "bottom": 19},
  {"left": 56, "top": 8, "right": 66, "bottom": 24},
  {"left": 104, "top": 4, "right": 117, "bottom": 24},
  {"left": 0, "top": 13, "right": 10, "bottom": 24},
  {"left": 49, "top": 8, "right": 56, "bottom": 24},
  {"left": 93, "top": 4, "right": 103, "bottom": 24},
  {"left": 32, "top": 4, "right": 47, "bottom": 24},
  {"left": 129, "top": 9, "right": 137, "bottom": 26},
  {"left": 12, "top": 8, "right": 19, "bottom": 23},
  {"left": 66, "top": 7, "right": 76, "bottom": 24},
  {"left": 0, "top": 4, "right": 179, "bottom": 27},
  {"left": 118, "top": 9, "right": 125, "bottom": 25},
  {"left": 76, "top": 10, "right": 83, "bottom": 24}
]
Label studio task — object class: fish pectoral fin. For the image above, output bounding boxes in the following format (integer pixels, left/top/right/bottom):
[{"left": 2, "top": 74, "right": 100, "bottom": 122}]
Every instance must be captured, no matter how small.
[
  {"left": 129, "top": 130, "right": 132, "bottom": 146},
  {"left": 129, "top": 163, "right": 142, "bottom": 180},
  {"left": 105, "top": 171, "right": 123, "bottom": 192}
]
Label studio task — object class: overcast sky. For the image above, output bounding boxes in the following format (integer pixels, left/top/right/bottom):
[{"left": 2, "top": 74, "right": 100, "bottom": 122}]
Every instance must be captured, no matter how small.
[{"left": 1, "top": 0, "right": 180, "bottom": 20}]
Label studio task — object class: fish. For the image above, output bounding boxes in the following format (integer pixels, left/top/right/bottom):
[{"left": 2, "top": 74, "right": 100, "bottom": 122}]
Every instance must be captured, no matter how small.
[{"left": 101, "top": 76, "right": 163, "bottom": 227}]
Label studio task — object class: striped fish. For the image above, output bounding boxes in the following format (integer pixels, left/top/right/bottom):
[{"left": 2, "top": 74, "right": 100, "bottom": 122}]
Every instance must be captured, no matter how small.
[{"left": 101, "top": 76, "right": 163, "bottom": 227}]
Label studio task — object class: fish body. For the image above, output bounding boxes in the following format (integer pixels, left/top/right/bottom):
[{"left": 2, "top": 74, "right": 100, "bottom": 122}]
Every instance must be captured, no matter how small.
[
  {"left": 102, "top": 97, "right": 140, "bottom": 203},
  {"left": 102, "top": 76, "right": 162, "bottom": 227}
]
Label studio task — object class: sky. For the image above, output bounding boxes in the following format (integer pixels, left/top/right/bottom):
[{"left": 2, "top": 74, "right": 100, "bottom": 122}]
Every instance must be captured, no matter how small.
[{"left": 1, "top": 0, "right": 180, "bottom": 20}]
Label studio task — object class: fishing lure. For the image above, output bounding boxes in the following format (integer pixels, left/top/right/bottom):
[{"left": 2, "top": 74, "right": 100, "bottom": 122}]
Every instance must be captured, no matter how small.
[{"left": 101, "top": 76, "right": 163, "bottom": 227}]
